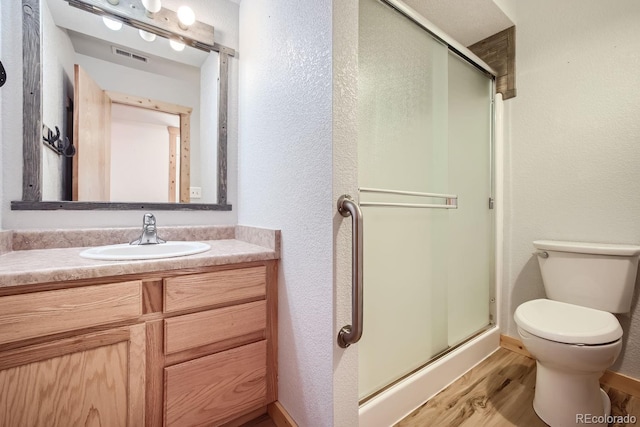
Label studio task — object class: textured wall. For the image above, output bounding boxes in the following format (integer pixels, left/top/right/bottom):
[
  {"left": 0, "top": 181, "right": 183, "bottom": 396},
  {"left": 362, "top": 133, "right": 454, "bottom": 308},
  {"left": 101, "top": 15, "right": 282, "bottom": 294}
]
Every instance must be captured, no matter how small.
[
  {"left": 332, "top": 0, "right": 360, "bottom": 425},
  {"left": 501, "top": 0, "right": 640, "bottom": 377},
  {"left": 0, "top": 0, "right": 238, "bottom": 229},
  {"left": 237, "top": 1, "right": 334, "bottom": 425},
  {"left": 0, "top": 0, "right": 22, "bottom": 230},
  {"left": 0, "top": 0, "right": 3, "bottom": 230}
]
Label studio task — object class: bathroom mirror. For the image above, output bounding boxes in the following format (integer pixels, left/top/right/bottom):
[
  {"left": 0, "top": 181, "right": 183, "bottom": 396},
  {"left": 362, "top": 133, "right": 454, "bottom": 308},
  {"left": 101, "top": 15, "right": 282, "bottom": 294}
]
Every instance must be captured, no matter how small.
[{"left": 13, "top": 0, "right": 234, "bottom": 210}]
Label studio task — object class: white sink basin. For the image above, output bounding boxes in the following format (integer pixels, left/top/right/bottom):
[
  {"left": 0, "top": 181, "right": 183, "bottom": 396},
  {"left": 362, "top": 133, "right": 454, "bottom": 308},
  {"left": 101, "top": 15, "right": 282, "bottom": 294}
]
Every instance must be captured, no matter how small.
[{"left": 79, "top": 241, "right": 211, "bottom": 261}]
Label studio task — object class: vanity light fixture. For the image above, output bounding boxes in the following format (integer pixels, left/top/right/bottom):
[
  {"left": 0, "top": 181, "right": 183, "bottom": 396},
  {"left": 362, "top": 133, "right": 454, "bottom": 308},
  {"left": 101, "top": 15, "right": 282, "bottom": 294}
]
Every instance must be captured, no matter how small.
[
  {"left": 102, "top": 16, "right": 123, "bottom": 31},
  {"left": 139, "top": 29, "right": 157, "bottom": 42},
  {"left": 141, "top": 0, "right": 162, "bottom": 18},
  {"left": 169, "top": 39, "right": 186, "bottom": 51},
  {"left": 65, "top": 0, "right": 216, "bottom": 52},
  {"left": 177, "top": 6, "right": 195, "bottom": 30}
]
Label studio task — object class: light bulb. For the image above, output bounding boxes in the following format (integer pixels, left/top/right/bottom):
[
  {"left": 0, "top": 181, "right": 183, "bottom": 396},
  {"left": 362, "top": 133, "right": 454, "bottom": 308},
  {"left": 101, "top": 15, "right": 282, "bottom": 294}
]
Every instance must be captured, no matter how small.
[
  {"left": 169, "top": 39, "right": 185, "bottom": 51},
  {"left": 141, "top": 0, "right": 161, "bottom": 17},
  {"left": 102, "top": 16, "right": 123, "bottom": 31},
  {"left": 177, "top": 6, "right": 195, "bottom": 29},
  {"left": 139, "top": 29, "right": 157, "bottom": 42}
]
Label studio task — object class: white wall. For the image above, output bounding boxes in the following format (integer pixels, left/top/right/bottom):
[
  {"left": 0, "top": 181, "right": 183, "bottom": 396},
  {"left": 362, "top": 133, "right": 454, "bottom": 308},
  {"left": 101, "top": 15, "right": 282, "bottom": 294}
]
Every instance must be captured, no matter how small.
[
  {"left": 110, "top": 120, "right": 171, "bottom": 202},
  {"left": 333, "top": 1, "right": 360, "bottom": 425},
  {"left": 1, "top": 0, "right": 238, "bottom": 229},
  {"left": 501, "top": 0, "right": 640, "bottom": 378},
  {"left": 238, "top": 1, "right": 337, "bottom": 425},
  {"left": 1, "top": 0, "right": 23, "bottom": 228},
  {"left": 0, "top": 0, "right": 3, "bottom": 230},
  {"left": 200, "top": 52, "right": 220, "bottom": 203}
]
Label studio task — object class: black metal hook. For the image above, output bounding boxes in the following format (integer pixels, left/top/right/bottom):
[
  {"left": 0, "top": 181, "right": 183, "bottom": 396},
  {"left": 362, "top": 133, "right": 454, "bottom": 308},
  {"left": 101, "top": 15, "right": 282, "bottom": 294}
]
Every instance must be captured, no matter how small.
[
  {"left": 42, "top": 125, "right": 75, "bottom": 157},
  {"left": 0, "top": 60, "right": 6, "bottom": 88},
  {"left": 62, "top": 137, "right": 76, "bottom": 158},
  {"left": 43, "top": 126, "right": 61, "bottom": 146}
]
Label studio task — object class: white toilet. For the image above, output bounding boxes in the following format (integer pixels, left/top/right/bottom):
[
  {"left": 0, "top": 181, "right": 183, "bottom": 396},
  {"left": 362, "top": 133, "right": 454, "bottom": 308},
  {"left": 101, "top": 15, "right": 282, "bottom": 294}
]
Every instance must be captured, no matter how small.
[{"left": 514, "top": 240, "right": 640, "bottom": 427}]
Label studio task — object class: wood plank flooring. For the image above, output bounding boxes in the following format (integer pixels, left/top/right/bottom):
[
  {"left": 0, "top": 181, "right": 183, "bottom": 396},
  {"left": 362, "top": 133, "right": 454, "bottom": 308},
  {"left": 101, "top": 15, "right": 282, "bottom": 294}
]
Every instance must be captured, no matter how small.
[{"left": 396, "top": 348, "right": 640, "bottom": 427}]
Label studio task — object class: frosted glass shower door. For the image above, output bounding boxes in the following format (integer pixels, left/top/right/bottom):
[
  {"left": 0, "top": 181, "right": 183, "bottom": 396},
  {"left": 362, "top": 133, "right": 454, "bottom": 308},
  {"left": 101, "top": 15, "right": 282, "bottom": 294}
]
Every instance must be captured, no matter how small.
[
  {"left": 358, "top": 0, "right": 493, "bottom": 401},
  {"left": 358, "top": 0, "right": 450, "bottom": 400},
  {"left": 446, "top": 54, "right": 493, "bottom": 345}
]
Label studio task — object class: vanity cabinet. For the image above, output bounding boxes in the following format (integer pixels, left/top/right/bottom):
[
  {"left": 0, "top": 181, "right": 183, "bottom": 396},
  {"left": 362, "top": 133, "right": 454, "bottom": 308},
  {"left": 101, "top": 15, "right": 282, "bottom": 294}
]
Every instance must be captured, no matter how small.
[
  {"left": 158, "top": 265, "right": 277, "bottom": 427},
  {"left": 0, "top": 282, "right": 145, "bottom": 427},
  {"left": 0, "top": 261, "right": 278, "bottom": 427}
]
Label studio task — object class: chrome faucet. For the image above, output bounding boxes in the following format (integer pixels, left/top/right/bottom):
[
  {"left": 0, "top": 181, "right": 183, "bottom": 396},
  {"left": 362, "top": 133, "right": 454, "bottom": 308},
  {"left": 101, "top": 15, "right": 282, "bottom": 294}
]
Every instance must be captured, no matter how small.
[{"left": 130, "top": 213, "right": 166, "bottom": 245}]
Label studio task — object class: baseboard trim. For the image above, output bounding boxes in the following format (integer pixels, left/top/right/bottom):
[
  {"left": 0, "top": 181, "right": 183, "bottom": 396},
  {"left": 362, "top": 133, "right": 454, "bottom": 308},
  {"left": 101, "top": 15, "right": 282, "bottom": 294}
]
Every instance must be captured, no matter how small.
[
  {"left": 600, "top": 370, "right": 640, "bottom": 398},
  {"left": 500, "top": 334, "right": 533, "bottom": 359},
  {"left": 500, "top": 334, "right": 640, "bottom": 398},
  {"left": 268, "top": 401, "right": 298, "bottom": 427}
]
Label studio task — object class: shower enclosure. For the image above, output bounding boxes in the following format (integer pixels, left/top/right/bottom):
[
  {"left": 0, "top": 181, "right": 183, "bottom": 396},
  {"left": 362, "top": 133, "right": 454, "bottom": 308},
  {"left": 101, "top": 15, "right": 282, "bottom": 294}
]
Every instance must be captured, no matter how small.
[{"left": 349, "top": 0, "right": 497, "bottom": 415}]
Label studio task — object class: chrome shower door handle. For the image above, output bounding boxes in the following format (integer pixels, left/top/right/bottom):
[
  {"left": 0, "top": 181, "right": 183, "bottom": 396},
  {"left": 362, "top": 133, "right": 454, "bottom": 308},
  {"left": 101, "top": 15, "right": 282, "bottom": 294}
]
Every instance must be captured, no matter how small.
[{"left": 337, "top": 195, "right": 364, "bottom": 348}]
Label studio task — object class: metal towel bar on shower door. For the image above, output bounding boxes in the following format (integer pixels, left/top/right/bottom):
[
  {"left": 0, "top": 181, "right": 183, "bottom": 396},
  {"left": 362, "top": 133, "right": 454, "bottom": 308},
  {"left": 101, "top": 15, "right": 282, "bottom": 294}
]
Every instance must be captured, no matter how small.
[
  {"left": 358, "top": 187, "right": 458, "bottom": 209},
  {"left": 337, "top": 195, "right": 364, "bottom": 348},
  {"left": 336, "top": 188, "right": 457, "bottom": 349}
]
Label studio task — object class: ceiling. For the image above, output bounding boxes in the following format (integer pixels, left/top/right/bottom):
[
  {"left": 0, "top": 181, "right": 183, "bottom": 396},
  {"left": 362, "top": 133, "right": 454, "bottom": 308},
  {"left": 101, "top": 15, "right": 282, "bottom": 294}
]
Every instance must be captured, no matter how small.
[{"left": 402, "top": 0, "right": 514, "bottom": 47}]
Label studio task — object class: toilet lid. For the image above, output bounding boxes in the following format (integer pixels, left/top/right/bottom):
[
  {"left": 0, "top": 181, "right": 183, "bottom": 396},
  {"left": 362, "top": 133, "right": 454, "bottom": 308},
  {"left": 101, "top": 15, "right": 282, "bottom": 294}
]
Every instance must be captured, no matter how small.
[{"left": 514, "top": 299, "right": 622, "bottom": 345}]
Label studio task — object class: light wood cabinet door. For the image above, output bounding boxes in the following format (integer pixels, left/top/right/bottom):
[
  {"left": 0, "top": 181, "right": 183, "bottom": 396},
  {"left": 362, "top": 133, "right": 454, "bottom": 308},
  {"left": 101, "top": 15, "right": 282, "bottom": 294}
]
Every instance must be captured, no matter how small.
[
  {"left": 164, "top": 340, "right": 268, "bottom": 427},
  {"left": 0, "top": 324, "right": 145, "bottom": 427}
]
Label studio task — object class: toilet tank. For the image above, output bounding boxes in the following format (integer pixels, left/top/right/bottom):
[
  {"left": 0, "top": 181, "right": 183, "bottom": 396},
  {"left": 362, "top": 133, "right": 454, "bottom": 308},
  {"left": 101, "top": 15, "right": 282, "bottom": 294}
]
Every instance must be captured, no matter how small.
[{"left": 533, "top": 240, "right": 640, "bottom": 313}]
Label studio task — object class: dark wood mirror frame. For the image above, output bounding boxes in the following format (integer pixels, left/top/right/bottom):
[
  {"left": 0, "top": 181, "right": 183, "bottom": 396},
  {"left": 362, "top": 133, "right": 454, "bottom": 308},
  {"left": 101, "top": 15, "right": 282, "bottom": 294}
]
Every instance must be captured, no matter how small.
[{"left": 12, "top": 0, "right": 234, "bottom": 211}]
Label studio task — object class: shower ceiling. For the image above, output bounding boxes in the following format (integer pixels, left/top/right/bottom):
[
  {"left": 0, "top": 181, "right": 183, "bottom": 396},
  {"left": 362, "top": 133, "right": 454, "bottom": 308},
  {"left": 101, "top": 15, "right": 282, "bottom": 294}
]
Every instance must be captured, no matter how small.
[{"left": 402, "top": 0, "right": 514, "bottom": 46}]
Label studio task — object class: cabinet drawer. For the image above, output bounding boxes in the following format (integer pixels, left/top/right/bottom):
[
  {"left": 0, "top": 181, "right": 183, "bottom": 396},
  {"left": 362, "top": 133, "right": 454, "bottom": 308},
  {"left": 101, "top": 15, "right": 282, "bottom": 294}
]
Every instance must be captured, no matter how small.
[
  {"left": 164, "top": 300, "right": 266, "bottom": 355},
  {"left": 0, "top": 281, "right": 142, "bottom": 345},
  {"left": 164, "top": 340, "right": 267, "bottom": 427},
  {"left": 163, "top": 266, "right": 266, "bottom": 313}
]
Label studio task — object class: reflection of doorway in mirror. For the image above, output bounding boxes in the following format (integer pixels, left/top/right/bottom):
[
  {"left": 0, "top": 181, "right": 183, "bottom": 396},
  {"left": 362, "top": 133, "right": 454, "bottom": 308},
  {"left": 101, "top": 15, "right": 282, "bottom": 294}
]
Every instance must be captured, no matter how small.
[
  {"left": 110, "top": 104, "right": 181, "bottom": 203},
  {"left": 73, "top": 64, "right": 192, "bottom": 203}
]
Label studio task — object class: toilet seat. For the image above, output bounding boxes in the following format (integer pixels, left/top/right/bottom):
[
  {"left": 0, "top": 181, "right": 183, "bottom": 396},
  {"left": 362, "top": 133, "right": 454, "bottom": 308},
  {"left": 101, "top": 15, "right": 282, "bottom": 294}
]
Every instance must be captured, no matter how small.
[{"left": 515, "top": 299, "right": 622, "bottom": 345}]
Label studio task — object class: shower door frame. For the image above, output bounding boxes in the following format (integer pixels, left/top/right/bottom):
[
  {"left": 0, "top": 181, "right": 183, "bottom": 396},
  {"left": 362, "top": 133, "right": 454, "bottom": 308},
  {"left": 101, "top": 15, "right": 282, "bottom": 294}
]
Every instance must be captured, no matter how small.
[
  {"left": 359, "top": 0, "right": 498, "bottom": 418},
  {"left": 381, "top": 0, "right": 499, "bottom": 328}
]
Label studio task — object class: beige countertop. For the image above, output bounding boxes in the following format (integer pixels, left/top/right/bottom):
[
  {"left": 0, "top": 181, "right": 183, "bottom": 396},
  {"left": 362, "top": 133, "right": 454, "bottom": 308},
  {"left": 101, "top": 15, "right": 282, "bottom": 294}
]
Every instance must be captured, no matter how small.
[{"left": 0, "top": 226, "right": 280, "bottom": 288}]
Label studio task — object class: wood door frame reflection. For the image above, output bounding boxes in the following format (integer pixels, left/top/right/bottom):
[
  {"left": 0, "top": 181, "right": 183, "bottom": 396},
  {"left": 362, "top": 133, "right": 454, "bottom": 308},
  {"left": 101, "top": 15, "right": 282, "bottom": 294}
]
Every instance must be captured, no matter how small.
[
  {"left": 168, "top": 126, "right": 179, "bottom": 203},
  {"left": 102, "top": 91, "right": 191, "bottom": 204}
]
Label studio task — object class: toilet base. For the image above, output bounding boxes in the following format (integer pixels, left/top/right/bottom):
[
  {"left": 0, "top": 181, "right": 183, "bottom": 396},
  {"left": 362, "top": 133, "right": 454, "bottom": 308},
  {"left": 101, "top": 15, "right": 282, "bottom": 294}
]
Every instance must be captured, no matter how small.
[{"left": 533, "top": 361, "right": 610, "bottom": 427}]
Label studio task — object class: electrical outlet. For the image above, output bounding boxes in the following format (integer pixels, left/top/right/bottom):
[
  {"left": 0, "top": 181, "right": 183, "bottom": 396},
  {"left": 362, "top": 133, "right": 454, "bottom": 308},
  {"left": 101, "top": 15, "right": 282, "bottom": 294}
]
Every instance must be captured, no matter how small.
[{"left": 190, "top": 187, "right": 202, "bottom": 199}]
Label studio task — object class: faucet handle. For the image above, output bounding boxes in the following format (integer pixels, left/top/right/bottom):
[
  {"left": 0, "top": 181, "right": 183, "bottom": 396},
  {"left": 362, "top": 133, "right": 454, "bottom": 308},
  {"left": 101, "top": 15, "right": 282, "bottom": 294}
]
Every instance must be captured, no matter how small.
[
  {"left": 131, "top": 213, "right": 165, "bottom": 245},
  {"left": 143, "top": 213, "right": 156, "bottom": 226}
]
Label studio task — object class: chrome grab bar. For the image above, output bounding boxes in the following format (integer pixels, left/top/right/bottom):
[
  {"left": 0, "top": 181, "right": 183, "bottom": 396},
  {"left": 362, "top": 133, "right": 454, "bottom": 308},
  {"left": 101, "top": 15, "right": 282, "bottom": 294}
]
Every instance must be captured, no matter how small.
[
  {"left": 337, "top": 195, "right": 364, "bottom": 348},
  {"left": 358, "top": 187, "right": 458, "bottom": 209}
]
